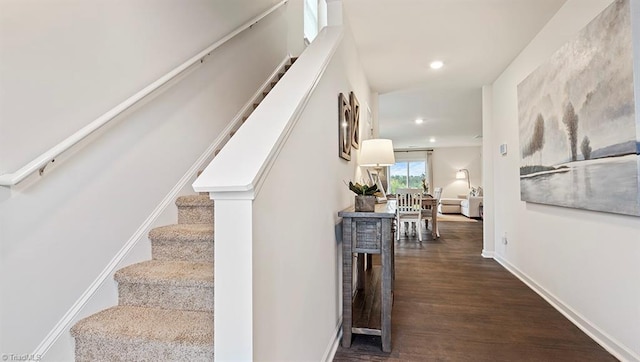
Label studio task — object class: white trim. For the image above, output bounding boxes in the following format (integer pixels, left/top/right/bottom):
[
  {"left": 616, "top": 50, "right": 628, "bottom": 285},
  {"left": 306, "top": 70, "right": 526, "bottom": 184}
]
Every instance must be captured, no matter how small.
[
  {"left": 481, "top": 250, "right": 494, "bottom": 258},
  {"left": 0, "top": 0, "right": 288, "bottom": 187},
  {"left": 322, "top": 318, "right": 343, "bottom": 362},
  {"left": 31, "top": 57, "right": 291, "bottom": 358},
  {"left": 494, "top": 254, "right": 639, "bottom": 362},
  {"left": 209, "top": 191, "right": 256, "bottom": 200}
]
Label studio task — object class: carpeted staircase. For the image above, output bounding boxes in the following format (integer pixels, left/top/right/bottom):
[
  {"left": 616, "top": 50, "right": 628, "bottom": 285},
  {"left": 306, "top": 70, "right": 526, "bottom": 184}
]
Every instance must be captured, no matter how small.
[
  {"left": 71, "top": 195, "right": 215, "bottom": 361},
  {"left": 71, "top": 56, "right": 298, "bottom": 361}
]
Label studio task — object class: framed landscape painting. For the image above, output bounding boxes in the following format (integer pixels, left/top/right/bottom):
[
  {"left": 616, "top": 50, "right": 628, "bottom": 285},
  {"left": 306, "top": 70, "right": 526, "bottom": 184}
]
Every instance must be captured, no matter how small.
[{"left": 517, "top": 0, "right": 640, "bottom": 216}]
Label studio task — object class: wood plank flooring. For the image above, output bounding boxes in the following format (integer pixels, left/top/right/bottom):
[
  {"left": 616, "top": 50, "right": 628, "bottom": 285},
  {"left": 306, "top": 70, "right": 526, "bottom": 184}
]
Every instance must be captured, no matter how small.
[{"left": 333, "top": 219, "right": 617, "bottom": 361}]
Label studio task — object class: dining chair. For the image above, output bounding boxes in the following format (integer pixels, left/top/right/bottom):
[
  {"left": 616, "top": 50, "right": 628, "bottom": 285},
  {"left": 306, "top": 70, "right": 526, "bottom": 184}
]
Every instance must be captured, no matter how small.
[
  {"left": 395, "top": 191, "right": 423, "bottom": 241},
  {"left": 433, "top": 187, "right": 443, "bottom": 208},
  {"left": 421, "top": 187, "right": 442, "bottom": 234},
  {"left": 396, "top": 188, "right": 422, "bottom": 237}
]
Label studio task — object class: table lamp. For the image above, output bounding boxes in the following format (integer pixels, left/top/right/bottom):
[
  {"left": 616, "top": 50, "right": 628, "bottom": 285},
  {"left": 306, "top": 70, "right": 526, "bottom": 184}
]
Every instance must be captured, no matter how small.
[{"left": 359, "top": 139, "right": 395, "bottom": 201}]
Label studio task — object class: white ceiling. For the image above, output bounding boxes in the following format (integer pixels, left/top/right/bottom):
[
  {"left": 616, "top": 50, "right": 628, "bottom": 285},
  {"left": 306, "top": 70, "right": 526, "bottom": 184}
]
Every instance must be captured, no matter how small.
[{"left": 341, "top": 0, "right": 567, "bottom": 149}]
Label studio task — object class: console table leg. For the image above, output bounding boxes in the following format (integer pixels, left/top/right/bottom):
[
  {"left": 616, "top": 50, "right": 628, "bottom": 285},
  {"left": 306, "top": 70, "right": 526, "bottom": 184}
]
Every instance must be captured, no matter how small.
[
  {"left": 381, "top": 219, "right": 392, "bottom": 352},
  {"left": 357, "top": 253, "right": 365, "bottom": 290},
  {"left": 342, "top": 218, "right": 353, "bottom": 348}
]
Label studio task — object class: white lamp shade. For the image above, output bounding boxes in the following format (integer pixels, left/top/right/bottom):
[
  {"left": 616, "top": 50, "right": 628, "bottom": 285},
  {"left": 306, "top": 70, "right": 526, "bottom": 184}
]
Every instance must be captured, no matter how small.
[
  {"left": 456, "top": 170, "right": 466, "bottom": 179},
  {"left": 359, "top": 139, "right": 395, "bottom": 167}
]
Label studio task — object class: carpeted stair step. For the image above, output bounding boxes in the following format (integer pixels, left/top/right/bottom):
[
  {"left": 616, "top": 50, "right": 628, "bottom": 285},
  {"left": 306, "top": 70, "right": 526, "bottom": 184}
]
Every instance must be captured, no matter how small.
[
  {"left": 150, "top": 224, "right": 213, "bottom": 263},
  {"left": 115, "top": 260, "right": 213, "bottom": 312},
  {"left": 71, "top": 305, "right": 213, "bottom": 362},
  {"left": 176, "top": 195, "right": 213, "bottom": 225}
]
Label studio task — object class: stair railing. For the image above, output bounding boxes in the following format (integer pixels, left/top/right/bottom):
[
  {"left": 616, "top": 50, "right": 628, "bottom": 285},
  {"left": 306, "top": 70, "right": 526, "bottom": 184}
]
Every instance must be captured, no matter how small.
[
  {"left": 0, "top": 0, "right": 288, "bottom": 187},
  {"left": 192, "top": 26, "right": 343, "bottom": 360}
]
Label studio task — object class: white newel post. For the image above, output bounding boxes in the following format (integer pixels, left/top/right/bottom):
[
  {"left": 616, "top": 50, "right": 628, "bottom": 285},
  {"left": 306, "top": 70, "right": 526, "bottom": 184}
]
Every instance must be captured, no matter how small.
[{"left": 210, "top": 193, "right": 254, "bottom": 361}]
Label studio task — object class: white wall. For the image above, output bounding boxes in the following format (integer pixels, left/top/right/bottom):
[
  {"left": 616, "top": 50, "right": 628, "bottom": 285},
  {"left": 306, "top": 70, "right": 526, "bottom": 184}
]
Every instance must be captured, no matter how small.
[
  {"left": 288, "top": 0, "right": 307, "bottom": 56},
  {"left": 251, "top": 27, "right": 371, "bottom": 361},
  {"left": 487, "top": 0, "right": 640, "bottom": 360},
  {"left": 0, "top": 0, "right": 288, "bottom": 359},
  {"left": 432, "top": 146, "right": 482, "bottom": 198},
  {"left": 482, "top": 85, "right": 495, "bottom": 257}
]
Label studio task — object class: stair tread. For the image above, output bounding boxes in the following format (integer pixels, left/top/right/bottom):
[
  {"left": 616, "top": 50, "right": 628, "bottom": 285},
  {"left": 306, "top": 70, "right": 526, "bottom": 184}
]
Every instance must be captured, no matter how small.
[
  {"left": 149, "top": 224, "right": 213, "bottom": 242},
  {"left": 175, "top": 195, "right": 213, "bottom": 207},
  {"left": 115, "top": 260, "right": 213, "bottom": 286},
  {"left": 71, "top": 305, "right": 213, "bottom": 345}
]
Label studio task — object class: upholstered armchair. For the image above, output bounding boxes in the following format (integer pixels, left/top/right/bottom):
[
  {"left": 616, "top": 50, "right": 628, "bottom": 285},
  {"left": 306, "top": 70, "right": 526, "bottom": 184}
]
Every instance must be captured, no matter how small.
[{"left": 461, "top": 196, "right": 483, "bottom": 218}]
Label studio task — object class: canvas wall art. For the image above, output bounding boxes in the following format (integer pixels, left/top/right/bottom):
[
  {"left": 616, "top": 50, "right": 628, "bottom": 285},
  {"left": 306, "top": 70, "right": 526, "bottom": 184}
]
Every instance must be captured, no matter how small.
[{"left": 517, "top": 0, "right": 639, "bottom": 216}]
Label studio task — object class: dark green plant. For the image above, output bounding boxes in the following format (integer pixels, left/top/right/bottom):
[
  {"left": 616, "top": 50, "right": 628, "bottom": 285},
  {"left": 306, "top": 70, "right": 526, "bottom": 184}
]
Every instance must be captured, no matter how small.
[{"left": 348, "top": 181, "right": 379, "bottom": 196}]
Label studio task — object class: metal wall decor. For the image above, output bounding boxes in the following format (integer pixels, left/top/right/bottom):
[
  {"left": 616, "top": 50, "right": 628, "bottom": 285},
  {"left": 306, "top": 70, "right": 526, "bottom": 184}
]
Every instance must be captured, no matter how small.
[
  {"left": 339, "top": 93, "right": 352, "bottom": 161},
  {"left": 350, "top": 92, "right": 360, "bottom": 149}
]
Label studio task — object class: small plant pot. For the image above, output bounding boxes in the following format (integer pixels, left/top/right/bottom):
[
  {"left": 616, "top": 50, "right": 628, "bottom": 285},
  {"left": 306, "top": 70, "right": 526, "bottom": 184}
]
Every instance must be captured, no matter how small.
[{"left": 354, "top": 195, "right": 376, "bottom": 212}]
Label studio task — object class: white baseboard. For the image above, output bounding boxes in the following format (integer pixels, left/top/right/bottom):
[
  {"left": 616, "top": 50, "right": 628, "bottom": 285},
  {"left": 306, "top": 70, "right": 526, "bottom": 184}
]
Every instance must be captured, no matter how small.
[
  {"left": 481, "top": 249, "right": 494, "bottom": 258},
  {"left": 494, "top": 255, "right": 639, "bottom": 362},
  {"left": 322, "top": 317, "right": 343, "bottom": 362},
  {"left": 33, "top": 56, "right": 292, "bottom": 359}
]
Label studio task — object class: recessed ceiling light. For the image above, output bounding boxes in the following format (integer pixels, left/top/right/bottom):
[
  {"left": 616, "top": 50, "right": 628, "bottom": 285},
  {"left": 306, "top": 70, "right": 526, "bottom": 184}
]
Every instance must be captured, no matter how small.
[
  {"left": 415, "top": 118, "right": 424, "bottom": 124},
  {"left": 429, "top": 137, "right": 436, "bottom": 143},
  {"left": 430, "top": 60, "right": 444, "bottom": 70}
]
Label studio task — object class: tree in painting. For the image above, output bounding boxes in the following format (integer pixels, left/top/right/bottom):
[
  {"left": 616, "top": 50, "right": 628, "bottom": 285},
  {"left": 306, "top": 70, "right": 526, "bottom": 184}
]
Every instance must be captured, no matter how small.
[
  {"left": 581, "top": 136, "right": 592, "bottom": 160},
  {"left": 562, "top": 102, "right": 579, "bottom": 162},
  {"left": 522, "top": 114, "right": 545, "bottom": 164}
]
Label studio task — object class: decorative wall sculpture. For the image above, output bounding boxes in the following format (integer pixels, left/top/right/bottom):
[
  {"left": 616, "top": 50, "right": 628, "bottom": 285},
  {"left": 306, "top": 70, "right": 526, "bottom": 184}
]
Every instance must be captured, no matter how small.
[
  {"left": 517, "top": 0, "right": 639, "bottom": 216},
  {"left": 350, "top": 92, "right": 360, "bottom": 149},
  {"left": 339, "top": 93, "right": 352, "bottom": 161}
]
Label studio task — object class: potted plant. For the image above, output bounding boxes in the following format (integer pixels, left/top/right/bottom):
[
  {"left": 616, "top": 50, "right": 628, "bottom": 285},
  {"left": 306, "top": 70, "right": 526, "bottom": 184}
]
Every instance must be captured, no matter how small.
[
  {"left": 348, "top": 181, "right": 379, "bottom": 212},
  {"left": 421, "top": 178, "right": 429, "bottom": 194}
]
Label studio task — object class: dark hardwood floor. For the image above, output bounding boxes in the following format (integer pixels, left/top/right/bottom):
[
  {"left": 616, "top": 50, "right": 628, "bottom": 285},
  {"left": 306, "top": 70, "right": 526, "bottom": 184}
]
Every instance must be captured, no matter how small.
[{"left": 333, "top": 219, "right": 617, "bottom": 362}]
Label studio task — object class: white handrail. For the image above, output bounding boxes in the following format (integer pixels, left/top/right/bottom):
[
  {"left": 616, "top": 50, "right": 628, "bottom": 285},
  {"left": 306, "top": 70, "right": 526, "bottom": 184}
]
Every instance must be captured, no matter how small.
[{"left": 0, "top": 0, "right": 288, "bottom": 187}]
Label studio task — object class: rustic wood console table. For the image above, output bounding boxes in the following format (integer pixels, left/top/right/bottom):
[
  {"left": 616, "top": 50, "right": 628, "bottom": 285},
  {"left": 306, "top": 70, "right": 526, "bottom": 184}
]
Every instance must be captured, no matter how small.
[{"left": 338, "top": 203, "right": 395, "bottom": 352}]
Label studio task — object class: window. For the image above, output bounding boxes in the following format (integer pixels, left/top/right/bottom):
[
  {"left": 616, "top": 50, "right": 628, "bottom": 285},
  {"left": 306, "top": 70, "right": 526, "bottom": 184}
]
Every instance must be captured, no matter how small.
[
  {"left": 304, "top": 0, "right": 319, "bottom": 43},
  {"left": 389, "top": 161, "right": 426, "bottom": 194}
]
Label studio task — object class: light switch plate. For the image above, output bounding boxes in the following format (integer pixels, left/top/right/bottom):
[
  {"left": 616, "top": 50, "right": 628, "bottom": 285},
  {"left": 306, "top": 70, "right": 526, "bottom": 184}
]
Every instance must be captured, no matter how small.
[{"left": 499, "top": 143, "right": 507, "bottom": 155}]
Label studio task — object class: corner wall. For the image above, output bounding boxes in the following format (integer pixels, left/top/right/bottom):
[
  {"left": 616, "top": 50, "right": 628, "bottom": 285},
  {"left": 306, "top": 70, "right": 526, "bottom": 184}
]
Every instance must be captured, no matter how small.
[
  {"left": 432, "top": 146, "right": 482, "bottom": 198},
  {"left": 487, "top": 0, "right": 640, "bottom": 359}
]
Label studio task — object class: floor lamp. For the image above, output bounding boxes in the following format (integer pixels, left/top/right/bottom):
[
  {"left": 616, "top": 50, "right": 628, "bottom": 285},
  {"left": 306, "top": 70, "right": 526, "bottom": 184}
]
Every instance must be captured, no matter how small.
[
  {"left": 456, "top": 169, "right": 470, "bottom": 189},
  {"left": 359, "top": 139, "right": 395, "bottom": 202}
]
